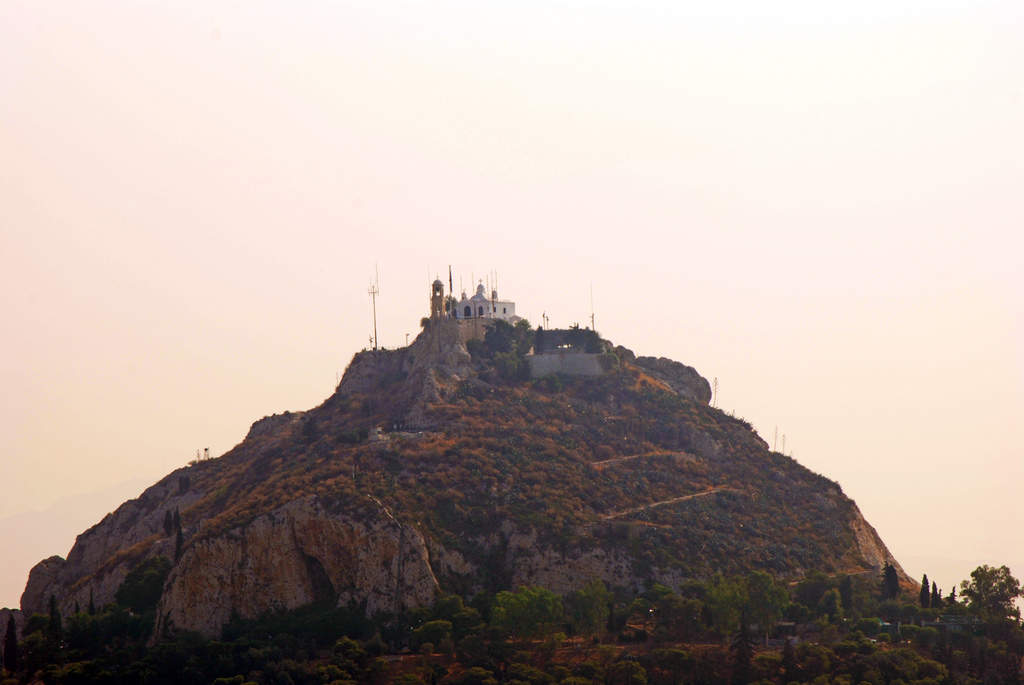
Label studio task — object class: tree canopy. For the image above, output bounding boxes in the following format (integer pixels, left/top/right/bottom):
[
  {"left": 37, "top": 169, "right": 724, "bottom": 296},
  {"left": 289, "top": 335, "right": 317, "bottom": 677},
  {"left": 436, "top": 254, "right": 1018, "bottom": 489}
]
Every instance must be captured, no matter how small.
[{"left": 960, "top": 564, "right": 1022, "bottom": 622}]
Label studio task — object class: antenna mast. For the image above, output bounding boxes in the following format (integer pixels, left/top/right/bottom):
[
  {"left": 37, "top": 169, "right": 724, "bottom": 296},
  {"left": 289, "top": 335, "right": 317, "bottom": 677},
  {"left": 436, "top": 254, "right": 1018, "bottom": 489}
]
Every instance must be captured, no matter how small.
[{"left": 368, "top": 267, "right": 379, "bottom": 350}]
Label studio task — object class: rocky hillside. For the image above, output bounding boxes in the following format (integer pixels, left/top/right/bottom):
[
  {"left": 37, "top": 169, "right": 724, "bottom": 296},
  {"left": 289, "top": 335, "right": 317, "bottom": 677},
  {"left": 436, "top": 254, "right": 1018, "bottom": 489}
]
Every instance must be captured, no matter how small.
[{"left": 20, "top": 319, "right": 909, "bottom": 638}]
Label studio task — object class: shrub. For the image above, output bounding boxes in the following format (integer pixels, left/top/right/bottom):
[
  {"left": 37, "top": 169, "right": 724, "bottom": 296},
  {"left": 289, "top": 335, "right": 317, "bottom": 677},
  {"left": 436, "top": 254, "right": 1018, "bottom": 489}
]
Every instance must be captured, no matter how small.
[{"left": 115, "top": 556, "right": 172, "bottom": 614}]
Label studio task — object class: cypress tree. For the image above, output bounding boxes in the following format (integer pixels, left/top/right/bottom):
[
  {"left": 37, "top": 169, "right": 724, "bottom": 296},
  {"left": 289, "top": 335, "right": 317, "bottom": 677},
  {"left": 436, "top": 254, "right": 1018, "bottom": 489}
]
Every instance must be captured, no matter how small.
[
  {"left": 730, "top": 609, "right": 754, "bottom": 685},
  {"left": 3, "top": 613, "right": 18, "bottom": 672},
  {"left": 175, "top": 527, "right": 184, "bottom": 561},
  {"left": 882, "top": 563, "right": 900, "bottom": 600},
  {"left": 781, "top": 637, "right": 796, "bottom": 680},
  {"left": 931, "top": 581, "right": 941, "bottom": 608},
  {"left": 839, "top": 575, "right": 854, "bottom": 612},
  {"left": 47, "top": 594, "right": 62, "bottom": 644},
  {"left": 163, "top": 510, "right": 174, "bottom": 536},
  {"left": 919, "top": 574, "right": 931, "bottom": 608},
  {"left": 173, "top": 508, "right": 184, "bottom": 561}
]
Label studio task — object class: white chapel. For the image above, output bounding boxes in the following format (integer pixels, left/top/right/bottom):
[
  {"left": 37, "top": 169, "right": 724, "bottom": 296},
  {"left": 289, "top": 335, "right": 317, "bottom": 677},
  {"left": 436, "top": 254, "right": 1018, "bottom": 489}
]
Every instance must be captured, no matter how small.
[{"left": 454, "top": 282, "right": 519, "bottom": 323}]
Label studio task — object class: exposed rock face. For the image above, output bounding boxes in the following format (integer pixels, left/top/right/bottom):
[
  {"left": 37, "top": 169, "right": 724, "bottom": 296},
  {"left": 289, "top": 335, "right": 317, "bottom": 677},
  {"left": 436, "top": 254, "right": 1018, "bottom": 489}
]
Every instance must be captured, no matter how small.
[
  {"left": 246, "top": 411, "right": 305, "bottom": 440},
  {"left": 633, "top": 356, "right": 713, "bottom": 404},
  {"left": 849, "top": 504, "right": 909, "bottom": 578},
  {"left": 20, "top": 556, "right": 65, "bottom": 618},
  {"left": 155, "top": 495, "right": 439, "bottom": 638},
  {"left": 338, "top": 319, "right": 473, "bottom": 428}
]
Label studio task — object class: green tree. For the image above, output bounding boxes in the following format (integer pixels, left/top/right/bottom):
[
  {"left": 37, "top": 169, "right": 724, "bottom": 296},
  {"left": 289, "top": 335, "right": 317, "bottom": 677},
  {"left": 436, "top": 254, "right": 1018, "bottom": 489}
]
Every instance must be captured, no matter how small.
[
  {"left": 745, "top": 571, "right": 787, "bottom": 644},
  {"left": 3, "top": 613, "right": 17, "bottom": 672},
  {"left": 493, "top": 351, "right": 525, "bottom": 381},
  {"left": 706, "top": 575, "right": 746, "bottom": 634},
  {"left": 413, "top": 620, "right": 452, "bottom": 649},
  {"left": 930, "top": 581, "right": 941, "bottom": 608},
  {"left": 838, "top": 575, "right": 853, "bottom": 613},
  {"left": 173, "top": 508, "right": 184, "bottom": 561},
  {"left": 491, "top": 586, "right": 563, "bottom": 639},
  {"left": 564, "top": 580, "right": 611, "bottom": 637},
  {"left": 651, "top": 648, "right": 693, "bottom": 685},
  {"left": 729, "top": 609, "right": 754, "bottom": 685},
  {"left": 607, "top": 660, "right": 647, "bottom": 685},
  {"left": 794, "top": 571, "right": 831, "bottom": 608},
  {"left": 449, "top": 608, "right": 484, "bottom": 642},
  {"left": 959, "top": 564, "right": 1022, "bottom": 623},
  {"left": 780, "top": 638, "right": 796, "bottom": 680},
  {"left": 115, "top": 556, "right": 172, "bottom": 614},
  {"left": 816, "top": 588, "right": 843, "bottom": 623},
  {"left": 881, "top": 563, "right": 900, "bottom": 600},
  {"left": 47, "top": 594, "right": 62, "bottom": 645},
  {"left": 175, "top": 527, "right": 184, "bottom": 561},
  {"left": 919, "top": 573, "right": 931, "bottom": 608},
  {"left": 534, "top": 327, "right": 546, "bottom": 353},
  {"left": 653, "top": 594, "right": 703, "bottom": 643}
]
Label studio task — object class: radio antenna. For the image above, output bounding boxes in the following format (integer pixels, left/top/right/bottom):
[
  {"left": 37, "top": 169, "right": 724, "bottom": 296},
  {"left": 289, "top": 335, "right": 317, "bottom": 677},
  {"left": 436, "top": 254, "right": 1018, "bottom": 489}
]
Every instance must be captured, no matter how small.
[{"left": 368, "top": 266, "right": 379, "bottom": 350}]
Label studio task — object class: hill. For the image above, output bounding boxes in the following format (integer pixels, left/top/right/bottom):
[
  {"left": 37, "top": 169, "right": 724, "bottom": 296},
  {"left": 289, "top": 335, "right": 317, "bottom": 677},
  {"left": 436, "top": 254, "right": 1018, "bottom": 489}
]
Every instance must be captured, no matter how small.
[{"left": 18, "top": 318, "right": 908, "bottom": 638}]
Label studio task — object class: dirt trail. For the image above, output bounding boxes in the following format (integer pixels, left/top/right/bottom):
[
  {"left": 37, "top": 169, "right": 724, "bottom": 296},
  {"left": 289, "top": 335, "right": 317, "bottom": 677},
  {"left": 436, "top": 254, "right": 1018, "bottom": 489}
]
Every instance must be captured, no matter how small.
[
  {"left": 601, "top": 486, "right": 738, "bottom": 520},
  {"left": 590, "top": 451, "right": 682, "bottom": 470}
]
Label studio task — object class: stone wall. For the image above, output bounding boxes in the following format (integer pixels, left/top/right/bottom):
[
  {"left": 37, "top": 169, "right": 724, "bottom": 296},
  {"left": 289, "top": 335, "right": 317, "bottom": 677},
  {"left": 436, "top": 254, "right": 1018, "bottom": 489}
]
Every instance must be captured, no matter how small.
[{"left": 528, "top": 351, "right": 606, "bottom": 378}]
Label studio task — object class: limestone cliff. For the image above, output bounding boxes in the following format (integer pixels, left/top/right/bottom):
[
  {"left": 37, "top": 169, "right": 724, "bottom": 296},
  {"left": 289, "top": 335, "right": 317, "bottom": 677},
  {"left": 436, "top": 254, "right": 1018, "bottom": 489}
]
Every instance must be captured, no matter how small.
[{"left": 154, "top": 495, "right": 438, "bottom": 638}]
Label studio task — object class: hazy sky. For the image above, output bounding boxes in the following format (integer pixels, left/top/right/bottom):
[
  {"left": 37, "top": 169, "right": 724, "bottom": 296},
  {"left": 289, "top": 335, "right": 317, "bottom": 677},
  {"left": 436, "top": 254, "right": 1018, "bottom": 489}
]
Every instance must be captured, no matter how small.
[{"left": 2, "top": 0, "right": 1022, "bottom": 608}]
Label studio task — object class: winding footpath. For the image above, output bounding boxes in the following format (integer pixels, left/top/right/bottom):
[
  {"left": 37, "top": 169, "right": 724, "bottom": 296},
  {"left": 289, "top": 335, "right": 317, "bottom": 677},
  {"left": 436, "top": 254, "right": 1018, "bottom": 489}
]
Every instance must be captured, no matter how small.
[{"left": 601, "top": 486, "right": 739, "bottom": 520}]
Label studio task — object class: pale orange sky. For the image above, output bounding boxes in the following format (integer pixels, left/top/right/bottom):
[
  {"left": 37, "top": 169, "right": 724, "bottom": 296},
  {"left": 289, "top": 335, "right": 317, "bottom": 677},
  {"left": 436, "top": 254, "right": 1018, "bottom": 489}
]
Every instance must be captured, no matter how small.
[{"left": 1, "top": 0, "right": 1022, "bottom": 608}]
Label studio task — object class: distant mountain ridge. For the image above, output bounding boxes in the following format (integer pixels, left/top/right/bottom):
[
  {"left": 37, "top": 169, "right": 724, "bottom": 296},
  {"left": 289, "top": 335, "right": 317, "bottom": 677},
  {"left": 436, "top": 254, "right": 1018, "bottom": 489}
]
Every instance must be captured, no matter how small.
[{"left": 20, "top": 319, "right": 909, "bottom": 638}]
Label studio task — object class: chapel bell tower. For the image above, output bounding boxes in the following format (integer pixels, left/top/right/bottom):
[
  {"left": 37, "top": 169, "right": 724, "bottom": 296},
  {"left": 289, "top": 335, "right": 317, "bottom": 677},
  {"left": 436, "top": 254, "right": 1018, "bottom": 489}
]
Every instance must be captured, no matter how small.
[{"left": 430, "top": 279, "right": 445, "bottom": 319}]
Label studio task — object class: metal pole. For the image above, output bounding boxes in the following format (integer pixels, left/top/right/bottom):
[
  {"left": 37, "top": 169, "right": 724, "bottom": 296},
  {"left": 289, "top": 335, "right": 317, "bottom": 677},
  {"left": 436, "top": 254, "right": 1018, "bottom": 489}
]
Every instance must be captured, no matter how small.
[{"left": 368, "top": 283, "right": 379, "bottom": 350}]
